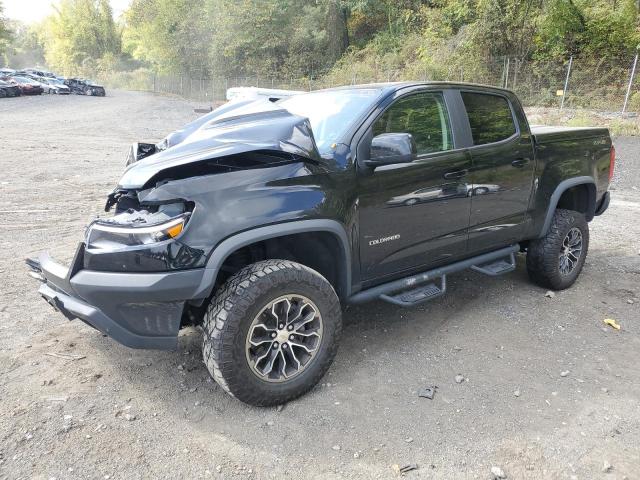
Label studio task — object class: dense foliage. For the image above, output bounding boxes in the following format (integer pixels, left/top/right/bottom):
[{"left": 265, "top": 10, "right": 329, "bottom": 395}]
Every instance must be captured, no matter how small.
[
  {"left": 2, "top": 0, "right": 640, "bottom": 81},
  {"left": 0, "top": 1, "right": 12, "bottom": 61}
]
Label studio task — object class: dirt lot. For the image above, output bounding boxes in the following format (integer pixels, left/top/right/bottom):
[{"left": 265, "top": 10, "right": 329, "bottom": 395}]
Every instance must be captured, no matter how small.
[{"left": 1, "top": 91, "right": 639, "bottom": 480}]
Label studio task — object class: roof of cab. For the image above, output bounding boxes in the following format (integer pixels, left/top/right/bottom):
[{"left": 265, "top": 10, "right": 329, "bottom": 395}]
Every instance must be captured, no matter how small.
[{"left": 315, "top": 81, "right": 514, "bottom": 96}]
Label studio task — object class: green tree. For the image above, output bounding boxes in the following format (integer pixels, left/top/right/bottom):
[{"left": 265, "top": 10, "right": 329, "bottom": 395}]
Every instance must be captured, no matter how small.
[
  {"left": 535, "top": 0, "right": 640, "bottom": 60},
  {"left": 0, "top": 1, "right": 12, "bottom": 63},
  {"left": 208, "top": 0, "right": 348, "bottom": 78},
  {"left": 123, "top": 0, "right": 212, "bottom": 75},
  {"left": 43, "top": 0, "right": 121, "bottom": 74},
  {"left": 3, "top": 21, "right": 46, "bottom": 68}
]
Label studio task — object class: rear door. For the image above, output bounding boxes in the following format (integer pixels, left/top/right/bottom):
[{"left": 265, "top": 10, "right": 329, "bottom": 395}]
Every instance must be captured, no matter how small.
[
  {"left": 460, "top": 91, "right": 535, "bottom": 253},
  {"left": 357, "top": 89, "right": 472, "bottom": 283}
]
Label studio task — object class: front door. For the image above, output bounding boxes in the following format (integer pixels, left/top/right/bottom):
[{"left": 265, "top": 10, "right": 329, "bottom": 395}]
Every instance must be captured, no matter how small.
[{"left": 357, "top": 90, "right": 472, "bottom": 283}]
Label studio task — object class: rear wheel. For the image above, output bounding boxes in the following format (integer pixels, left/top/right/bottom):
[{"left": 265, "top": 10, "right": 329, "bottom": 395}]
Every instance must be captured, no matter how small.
[
  {"left": 202, "top": 260, "right": 342, "bottom": 406},
  {"left": 526, "top": 209, "right": 589, "bottom": 290}
]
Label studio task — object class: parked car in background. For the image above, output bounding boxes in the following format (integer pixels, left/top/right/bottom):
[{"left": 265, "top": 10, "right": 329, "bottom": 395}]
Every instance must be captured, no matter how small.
[
  {"left": 1, "top": 76, "right": 43, "bottom": 95},
  {"left": 19, "top": 74, "right": 51, "bottom": 91},
  {"left": 226, "top": 86, "right": 304, "bottom": 102},
  {"left": 0, "top": 79, "right": 21, "bottom": 97},
  {"left": 22, "top": 68, "right": 56, "bottom": 79},
  {"left": 65, "top": 78, "right": 106, "bottom": 96},
  {"left": 40, "top": 78, "right": 71, "bottom": 95}
]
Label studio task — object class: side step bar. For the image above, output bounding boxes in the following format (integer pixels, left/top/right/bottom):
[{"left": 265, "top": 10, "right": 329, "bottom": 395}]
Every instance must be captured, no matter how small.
[{"left": 348, "top": 244, "right": 519, "bottom": 307}]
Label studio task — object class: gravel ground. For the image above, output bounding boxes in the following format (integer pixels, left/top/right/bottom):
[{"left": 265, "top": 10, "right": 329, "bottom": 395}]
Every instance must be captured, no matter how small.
[{"left": 1, "top": 91, "right": 639, "bottom": 480}]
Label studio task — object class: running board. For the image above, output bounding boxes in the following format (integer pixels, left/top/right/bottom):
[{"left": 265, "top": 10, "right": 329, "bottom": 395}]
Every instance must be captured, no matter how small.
[
  {"left": 380, "top": 276, "right": 446, "bottom": 307},
  {"left": 470, "top": 253, "right": 516, "bottom": 276},
  {"left": 348, "top": 244, "right": 519, "bottom": 307}
]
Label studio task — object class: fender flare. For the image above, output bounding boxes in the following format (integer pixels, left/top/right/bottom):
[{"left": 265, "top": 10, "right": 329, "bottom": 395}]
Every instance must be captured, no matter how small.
[
  {"left": 538, "top": 176, "right": 596, "bottom": 238},
  {"left": 193, "top": 219, "right": 352, "bottom": 300}
]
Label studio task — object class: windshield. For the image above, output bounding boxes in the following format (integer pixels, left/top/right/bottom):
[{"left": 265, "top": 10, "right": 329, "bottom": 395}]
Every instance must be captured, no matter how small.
[{"left": 279, "top": 88, "right": 382, "bottom": 154}]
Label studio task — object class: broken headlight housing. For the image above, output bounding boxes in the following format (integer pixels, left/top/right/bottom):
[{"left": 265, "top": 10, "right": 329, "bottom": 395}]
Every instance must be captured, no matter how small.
[{"left": 86, "top": 208, "right": 190, "bottom": 250}]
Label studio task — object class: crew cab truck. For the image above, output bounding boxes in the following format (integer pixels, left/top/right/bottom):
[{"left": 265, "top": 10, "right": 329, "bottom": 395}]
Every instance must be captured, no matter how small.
[{"left": 27, "top": 82, "right": 614, "bottom": 406}]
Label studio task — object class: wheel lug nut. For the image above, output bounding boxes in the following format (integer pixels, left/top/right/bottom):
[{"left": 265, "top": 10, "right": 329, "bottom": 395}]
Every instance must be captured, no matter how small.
[
  {"left": 287, "top": 325, "right": 293, "bottom": 331},
  {"left": 271, "top": 332, "right": 277, "bottom": 338},
  {"left": 289, "top": 334, "right": 294, "bottom": 340},
  {"left": 273, "top": 342, "right": 279, "bottom": 349},
  {"left": 282, "top": 343, "right": 288, "bottom": 349},
  {"left": 279, "top": 324, "right": 284, "bottom": 329}
]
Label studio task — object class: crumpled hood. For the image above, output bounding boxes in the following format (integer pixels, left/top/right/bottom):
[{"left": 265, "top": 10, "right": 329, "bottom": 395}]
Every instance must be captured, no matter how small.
[{"left": 118, "top": 100, "right": 322, "bottom": 189}]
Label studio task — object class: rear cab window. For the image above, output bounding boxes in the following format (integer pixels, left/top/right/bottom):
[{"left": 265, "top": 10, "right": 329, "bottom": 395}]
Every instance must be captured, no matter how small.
[{"left": 461, "top": 92, "right": 517, "bottom": 145}]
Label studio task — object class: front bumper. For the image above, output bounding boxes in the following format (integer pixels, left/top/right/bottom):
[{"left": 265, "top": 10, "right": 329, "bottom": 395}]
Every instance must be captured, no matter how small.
[{"left": 27, "top": 243, "right": 208, "bottom": 350}]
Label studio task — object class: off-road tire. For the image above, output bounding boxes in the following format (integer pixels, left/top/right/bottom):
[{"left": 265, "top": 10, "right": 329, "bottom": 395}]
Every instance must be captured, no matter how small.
[
  {"left": 202, "top": 259, "right": 342, "bottom": 406},
  {"left": 526, "top": 208, "right": 589, "bottom": 290}
]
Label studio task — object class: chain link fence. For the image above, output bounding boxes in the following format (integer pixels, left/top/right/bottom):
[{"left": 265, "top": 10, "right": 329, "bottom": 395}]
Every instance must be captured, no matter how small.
[{"left": 122, "top": 54, "right": 640, "bottom": 115}]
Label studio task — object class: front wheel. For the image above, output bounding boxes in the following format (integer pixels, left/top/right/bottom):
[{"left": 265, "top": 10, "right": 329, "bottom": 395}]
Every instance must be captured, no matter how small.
[
  {"left": 526, "top": 209, "right": 589, "bottom": 290},
  {"left": 202, "top": 260, "right": 342, "bottom": 406}
]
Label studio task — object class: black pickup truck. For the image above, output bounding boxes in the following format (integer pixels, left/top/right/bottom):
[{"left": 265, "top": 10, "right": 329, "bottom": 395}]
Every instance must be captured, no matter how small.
[{"left": 28, "top": 82, "right": 614, "bottom": 406}]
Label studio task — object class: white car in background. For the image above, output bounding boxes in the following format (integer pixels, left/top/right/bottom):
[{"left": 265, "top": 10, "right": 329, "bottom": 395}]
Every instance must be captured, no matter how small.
[
  {"left": 41, "top": 78, "right": 71, "bottom": 94},
  {"left": 226, "top": 86, "right": 304, "bottom": 102}
]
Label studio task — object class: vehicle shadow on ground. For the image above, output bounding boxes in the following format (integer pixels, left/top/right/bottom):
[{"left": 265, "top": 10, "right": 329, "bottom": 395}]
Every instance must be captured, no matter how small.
[{"left": 90, "top": 256, "right": 538, "bottom": 411}]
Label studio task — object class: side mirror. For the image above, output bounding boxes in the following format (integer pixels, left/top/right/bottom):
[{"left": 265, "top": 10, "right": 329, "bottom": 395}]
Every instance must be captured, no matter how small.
[{"left": 365, "top": 133, "right": 417, "bottom": 167}]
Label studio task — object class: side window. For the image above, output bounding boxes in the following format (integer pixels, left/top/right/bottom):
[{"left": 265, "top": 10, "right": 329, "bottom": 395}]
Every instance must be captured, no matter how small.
[
  {"left": 372, "top": 92, "right": 453, "bottom": 155},
  {"left": 461, "top": 92, "right": 516, "bottom": 145}
]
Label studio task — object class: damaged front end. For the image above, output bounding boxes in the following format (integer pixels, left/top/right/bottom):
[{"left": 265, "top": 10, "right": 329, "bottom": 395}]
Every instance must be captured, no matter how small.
[
  {"left": 27, "top": 190, "right": 210, "bottom": 349},
  {"left": 26, "top": 245, "right": 208, "bottom": 349},
  {"left": 27, "top": 99, "right": 328, "bottom": 350},
  {"left": 89, "top": 194, "right": 206, "bottom": 272}
]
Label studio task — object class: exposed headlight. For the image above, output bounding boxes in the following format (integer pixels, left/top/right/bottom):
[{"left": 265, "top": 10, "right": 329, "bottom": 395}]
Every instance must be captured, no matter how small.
[{"left": 86, "top": 214, "right": 188, "bottom": 249}]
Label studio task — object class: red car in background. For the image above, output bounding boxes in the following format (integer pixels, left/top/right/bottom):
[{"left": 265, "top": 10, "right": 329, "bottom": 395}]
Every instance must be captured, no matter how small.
[{"left": 1, "top": 75, "right": 44, "bottom": 95}]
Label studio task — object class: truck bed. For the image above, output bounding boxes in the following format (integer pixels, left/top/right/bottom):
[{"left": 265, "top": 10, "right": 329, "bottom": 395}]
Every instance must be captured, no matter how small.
[{"left": 531, "top": 125, "right": 610, "bottom": 144}]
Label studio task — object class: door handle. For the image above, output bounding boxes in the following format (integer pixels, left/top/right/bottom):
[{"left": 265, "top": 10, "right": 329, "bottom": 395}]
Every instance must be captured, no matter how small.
[
  {"left": 443, "top": 169, "right": 468, "bottom": 180},
  {"left": 511, "top": 158, "right": 530, "bottom": 168}
]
